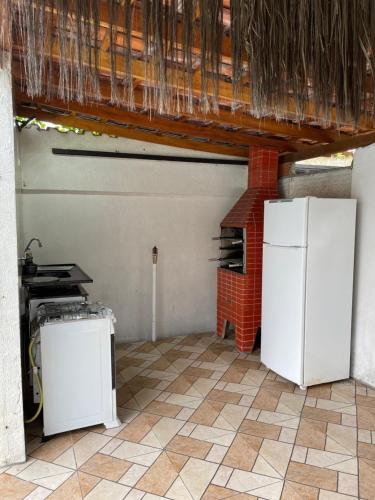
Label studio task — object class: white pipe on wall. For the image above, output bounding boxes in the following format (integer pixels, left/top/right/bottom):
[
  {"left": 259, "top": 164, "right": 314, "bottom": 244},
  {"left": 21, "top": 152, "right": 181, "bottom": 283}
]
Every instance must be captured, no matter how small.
[{"left": 152, "top": 246, "right": 158, "bottom": 342}]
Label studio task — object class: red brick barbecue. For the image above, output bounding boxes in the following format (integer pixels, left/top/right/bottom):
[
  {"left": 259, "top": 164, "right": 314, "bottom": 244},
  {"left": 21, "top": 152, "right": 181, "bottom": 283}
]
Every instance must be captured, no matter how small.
[{"left": 216, "top": 147, "right": 279, "bottom": 352}]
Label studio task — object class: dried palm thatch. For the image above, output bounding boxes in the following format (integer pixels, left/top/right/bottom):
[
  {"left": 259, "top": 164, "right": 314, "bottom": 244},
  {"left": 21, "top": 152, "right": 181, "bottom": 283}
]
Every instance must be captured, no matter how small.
[{"left": 1, "top": 1, "right": 375, "bottom": 126}]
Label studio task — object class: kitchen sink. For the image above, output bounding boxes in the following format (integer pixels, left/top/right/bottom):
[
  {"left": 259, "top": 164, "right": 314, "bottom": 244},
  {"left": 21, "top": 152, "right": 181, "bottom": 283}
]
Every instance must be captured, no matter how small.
[{"left": 36, "top": 270, "right": 71, "bottom": 278}]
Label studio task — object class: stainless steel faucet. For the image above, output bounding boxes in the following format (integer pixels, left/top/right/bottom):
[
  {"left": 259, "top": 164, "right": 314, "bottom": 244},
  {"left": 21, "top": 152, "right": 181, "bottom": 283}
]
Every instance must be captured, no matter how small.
[{"left": 24, "top": 238, "right": 43, "bottom": 261}]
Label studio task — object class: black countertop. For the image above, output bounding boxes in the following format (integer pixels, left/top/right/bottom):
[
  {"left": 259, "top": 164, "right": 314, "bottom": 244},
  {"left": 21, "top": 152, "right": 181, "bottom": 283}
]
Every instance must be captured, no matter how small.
[{"left": 22, "top": 264, "right": 93, "bottom": 288}]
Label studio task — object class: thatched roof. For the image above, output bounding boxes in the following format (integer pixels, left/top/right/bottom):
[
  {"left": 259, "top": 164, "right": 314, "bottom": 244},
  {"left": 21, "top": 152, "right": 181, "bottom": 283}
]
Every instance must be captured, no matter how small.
[{"left": 3, "top": 1, "right": 375, "bottom": 160}]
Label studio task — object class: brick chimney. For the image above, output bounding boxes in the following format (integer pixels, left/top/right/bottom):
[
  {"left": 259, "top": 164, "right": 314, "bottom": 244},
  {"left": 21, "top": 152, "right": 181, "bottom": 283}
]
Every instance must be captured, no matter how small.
[{"left": 216, "top": 147, "right": 279, "bottom": 352}]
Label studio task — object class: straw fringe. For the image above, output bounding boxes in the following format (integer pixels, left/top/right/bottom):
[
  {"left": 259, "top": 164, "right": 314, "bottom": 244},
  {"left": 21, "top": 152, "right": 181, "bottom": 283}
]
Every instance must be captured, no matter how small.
[{"left": 2, "top": 0, "right": 375, "bottom": 126}]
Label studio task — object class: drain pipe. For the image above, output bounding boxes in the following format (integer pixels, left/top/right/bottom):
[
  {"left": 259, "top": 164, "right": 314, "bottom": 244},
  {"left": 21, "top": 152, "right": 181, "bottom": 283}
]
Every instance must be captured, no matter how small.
[{"left": 152, "top": 246, "right": 158, "bottom": 342}]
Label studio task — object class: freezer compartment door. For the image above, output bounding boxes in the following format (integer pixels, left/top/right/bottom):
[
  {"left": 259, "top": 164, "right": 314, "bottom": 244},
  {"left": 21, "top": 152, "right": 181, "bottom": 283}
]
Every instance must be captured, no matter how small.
[
  {"left": 261, "top": 244, "right": 306, "bottom": 385},
  {"left": 264, "top": 198, "right": 308, "bottom": 247}
]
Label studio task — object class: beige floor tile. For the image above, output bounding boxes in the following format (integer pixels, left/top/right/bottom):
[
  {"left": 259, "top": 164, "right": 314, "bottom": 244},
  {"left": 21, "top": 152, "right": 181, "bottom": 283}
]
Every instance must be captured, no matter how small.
[
  {"left": 205, "top": 444, "right": 228, "bottom": 463},
  {"left": 190, "top": 425, "right": 236, "bottom": 446},
  {"left": 327, "top": 458, "right": 358, "bottom": 475},
  {"left": 111, "top": 441, "right": 162, "bottom": 466},
  {"left": 213, "top": 403, "right": 248, "bottom": 431},
  {"left": 202, "top": 484, "right": 254, "bottom": 499},
  {"left": 318, "top": 491, "right": 357, "bottom": 500},
  {"left": 143, "top": 401, "right": 182, "bottom": 418},
  {"left": 30, "top": 434, "right": 73, "bottom": 462},
  {"left": 165, "top": 393, "right": 203, "bottom": 409},
  {"left": 126, "top": 488, "right": 147, "bottom": 500},
  {"left": 178, "top": 422, "right": 197, "bottom": 437},
  {"left": 248, "top": 480, "right": 284, "bottom": 499},
  {"left": 166, "top": 476, "right": 194, "bottom": 500},
  {"left": 357, "top": 406, "right": 375, "bottom": 431},
  {"left": 166, "top": 435, "right": 212, "bottom": 459},
  {"left": 186, "top": 378, "right": 217, "bottom": 398},
  {"left": 356, "top": 394, "right": 375, "bottom": 408},
  {"left": 307, "top": 384, "right": 332, "bottom": 400},
  {"left": 140, "top": 417, "right": 184, "bottom": 448},
  {"left": 77, "top": 472, "right": 100, "bottom": 496},
  {"left": 301, "top": 406, "right": 341, "bottom": 424},
  {"left": 291, "top": 445, "right": 307, "bottom": 463},
  {"left": 276, "top": 393, "right": 305, "bottom": 416},
  {"left": 100, "top": 438, "right": 124, "bottom": 456},
  {"left": 257, "top": 410, "right": 300, "bottom": 429},
  {"left": 135, "top": 452, "right": 185, "bottom": 496},
  {"left": 241, "top": 368, "right": 267, "bottom": 387},
  {"left": 358, "top": 441, "right": 375, "bottom": 460},
  {"left": 211, "top": 464, "right": 233, "bottom": 487},
  {"left": 223, "top": 433, "right": 261, "bottom": 471},
  {"left": 358, "top": 429, "right": 372, "bottom": 443},
  {"left": 296, "top": 418, "right": 327, "bottom": 450},
  {"left": 24, "top": 485, "right": 52, "bottom": 499},
  {"left": 133, "top": 389, "right": 162, "bottom": 410},
  {"left": 338, "top": 472, "right": 358, "bottom": 496},
  {"left": 79, "top": 452, "right": 132, "bottom": 481},
  {"left": 222, "top": 383, "right": 259, "bottom": 397},
  {"left": 72, "top": 432, "right": 112, "bottom": 468},
  {"left": 14, "top": 336, "right": 375, "bottom": 500},
  {"left": 178, "top": 457, "right": 218, "bottom": 499},
  {"left": 262, "top": 379, "right": 295, "bottom": 394},
  {"left": 359, "top": 457, "right": 375, "bottom": 499},
  {"left": 207, "top": 389, "right": 242, "bottom": 404},
  {"left": 85, "top": 479, "right": 130, "bottom": 499},
  {"left": 220, "top": 365, "right": 248, "bottom": 384},
  {"left": 48, "top": 472, "right": 82, "bottom": 499},
  {"left": 306, "top": 449, "right": 356, "bottom": 469},
  {"left": 256, "top": 439, "right": 293, "bottom": 478},
  {"left": 189, "top": 400, "right": 225, "bottom": 426},
  {"left": 279, "top": 427, "right": 297, "bottom": 444},
  {"left": 325, "top": 424, "right": 357, "bottom": 456},
  {"left": 281, "top": 480, "right": 318, "bottom": 499},
  {"left": 116, "top": 413, "right": 161, "bottom": 443},
  {"left": 182, "top": 366, "right": 215, "bottom": 379},
  {"left": 0, "top": 473, "right": 37, "bottom": 499},
  {"left": 286, "top": 462, "right": 337, "bottom": 491},
  {"left": 239, "top": 419, "right": 281, "bottom": 440},
  {"left": 252, "top": 389, "right": 281, "bottom": 411},
  {"left": 119, "top": 464, "right": 148, "bottom": 487},
  {"left": 226, "top": 469, "right": 282, "bottom": 494}
]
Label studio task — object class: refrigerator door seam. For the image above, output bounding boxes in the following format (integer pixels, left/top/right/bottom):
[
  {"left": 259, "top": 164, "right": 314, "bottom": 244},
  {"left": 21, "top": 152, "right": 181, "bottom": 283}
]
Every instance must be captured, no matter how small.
[{"left": 300, "top": 198, "right": 309, "bottom": 387}]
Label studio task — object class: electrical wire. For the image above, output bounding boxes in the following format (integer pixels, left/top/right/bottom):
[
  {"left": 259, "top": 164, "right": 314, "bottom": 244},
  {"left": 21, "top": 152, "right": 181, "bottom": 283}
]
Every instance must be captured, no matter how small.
[{"left": 24, "top": 334, "right": 43, "bottom": 424}]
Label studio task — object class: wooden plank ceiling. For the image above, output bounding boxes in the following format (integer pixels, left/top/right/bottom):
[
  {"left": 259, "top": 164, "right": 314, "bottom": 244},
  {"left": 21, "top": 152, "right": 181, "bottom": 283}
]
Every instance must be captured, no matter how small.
[{"left": 11, "top": 0, "right": 375, "bottom": 164}]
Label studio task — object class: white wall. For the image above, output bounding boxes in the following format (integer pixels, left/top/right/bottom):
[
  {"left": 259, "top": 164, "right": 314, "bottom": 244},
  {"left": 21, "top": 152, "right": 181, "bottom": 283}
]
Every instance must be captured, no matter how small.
[
  {"left": 19, "top": 128, "right": 246, "bottom": 342},
  {"left": 279, "top": 168, "right": 352, "bottom": 198},
  {"left": 0, "top": 59, "right": 26, "bottom": 466},
  {"left": 351, "top": 144, "right": 375, "bottom": 387}
]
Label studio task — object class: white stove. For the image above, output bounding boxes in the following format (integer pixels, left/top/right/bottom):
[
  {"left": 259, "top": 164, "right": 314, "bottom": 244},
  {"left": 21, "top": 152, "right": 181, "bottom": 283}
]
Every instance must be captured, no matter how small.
[{"left": 36, "top": 301, "right": 120, "bottom": 437}]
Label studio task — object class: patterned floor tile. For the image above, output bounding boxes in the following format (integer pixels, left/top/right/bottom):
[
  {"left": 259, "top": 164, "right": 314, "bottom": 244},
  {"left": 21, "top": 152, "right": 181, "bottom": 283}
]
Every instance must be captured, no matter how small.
[
  {"left": 223, "top": 433, "right": 261, "bottom": 471},
  {"left": 0, "top": 474, "right": 37, "bottom": 499},
  {"left": 282, "top": 479, "right": 318, "bottom": 499},
  {"left": 9, "top": 332, "right": 375, "bottom": 499}
]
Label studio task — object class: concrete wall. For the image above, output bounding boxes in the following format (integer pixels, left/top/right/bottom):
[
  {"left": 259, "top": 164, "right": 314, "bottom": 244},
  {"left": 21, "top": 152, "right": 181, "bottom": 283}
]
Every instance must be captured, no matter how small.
[
  {"left": 19, "top": 127, "right": 246, "bottom": 342},
  {"left": 351, "top": 145, "right": 375, "bottom": 387},
  {"left": 0, "top": 59, "right": 26, "bottom": 466},
  {"left": 279, "top": 168, "right": 352, "bottom": 198}
]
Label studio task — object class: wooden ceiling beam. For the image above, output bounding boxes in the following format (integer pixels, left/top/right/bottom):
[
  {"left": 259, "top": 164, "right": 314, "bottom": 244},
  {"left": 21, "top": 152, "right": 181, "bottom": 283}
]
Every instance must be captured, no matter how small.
[
  {"left": 279, "top": 131, "right": 375, "bottom": 163},
  {"left": 16, "top": 106, "right": 250, "bottom": 159},
  {"left": 11, "top": 58, "right": 341, "bottom": 144},
  {"left": 15, "top": 89, "right": 311, "bottom": 153}
]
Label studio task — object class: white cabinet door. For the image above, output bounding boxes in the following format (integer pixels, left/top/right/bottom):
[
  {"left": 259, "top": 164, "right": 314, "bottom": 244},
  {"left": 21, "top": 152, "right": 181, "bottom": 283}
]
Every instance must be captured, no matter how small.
[
  {"left": 264, "top": 198, "right": 308, "bottom": 247},
  {"left": 261, "top": 244, "right": 306, "bottom": 385}
]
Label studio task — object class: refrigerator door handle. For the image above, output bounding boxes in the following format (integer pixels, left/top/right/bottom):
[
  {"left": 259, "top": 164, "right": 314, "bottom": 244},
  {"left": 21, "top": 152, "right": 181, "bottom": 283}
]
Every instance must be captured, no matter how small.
[{"left": 263, "top": 241, "right": 306, "bottom": 249}]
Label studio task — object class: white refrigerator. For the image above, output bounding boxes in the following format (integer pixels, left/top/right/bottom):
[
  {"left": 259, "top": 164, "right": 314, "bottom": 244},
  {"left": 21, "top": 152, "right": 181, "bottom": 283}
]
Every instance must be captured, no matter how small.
[{"left": 261, "top": 197, "right": 356, "bottom": 389}]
